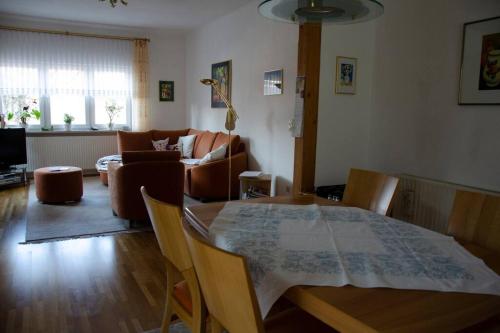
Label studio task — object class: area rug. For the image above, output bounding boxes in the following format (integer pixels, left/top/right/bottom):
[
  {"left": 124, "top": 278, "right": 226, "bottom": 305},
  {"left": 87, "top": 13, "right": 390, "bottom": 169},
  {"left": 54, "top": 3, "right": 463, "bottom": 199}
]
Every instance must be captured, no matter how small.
[{"left": 24, "top": 177, "right": 131, "bottom": 243}]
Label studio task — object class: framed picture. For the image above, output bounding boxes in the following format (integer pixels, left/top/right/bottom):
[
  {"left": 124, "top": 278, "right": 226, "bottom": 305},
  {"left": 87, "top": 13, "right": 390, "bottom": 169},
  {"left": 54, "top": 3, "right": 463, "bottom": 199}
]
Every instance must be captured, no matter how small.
[
  {"left": 211, "top": 60, "right": 231, "bottom": 108},
  {"left": 264, "top": 69, "right": 283, "bottom": 96},
  {"left": 159, "top": 81, "right": 174, "bottom": 102},
  {"left": 459, "top": 16, "right": 500, "bottom": 105},
  {"left": 335, "top": 56, "right": 357, "bottom": 95}
]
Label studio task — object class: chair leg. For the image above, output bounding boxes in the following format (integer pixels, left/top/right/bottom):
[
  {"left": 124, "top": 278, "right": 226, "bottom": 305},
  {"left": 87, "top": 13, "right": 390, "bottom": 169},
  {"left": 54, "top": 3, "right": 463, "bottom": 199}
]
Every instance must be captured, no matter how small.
[
  {"left": 209, "top": 316, "right": 223, "bottom": 333},
  {"left": 161, "top": 263, "right": 176, "bottom": 333}
]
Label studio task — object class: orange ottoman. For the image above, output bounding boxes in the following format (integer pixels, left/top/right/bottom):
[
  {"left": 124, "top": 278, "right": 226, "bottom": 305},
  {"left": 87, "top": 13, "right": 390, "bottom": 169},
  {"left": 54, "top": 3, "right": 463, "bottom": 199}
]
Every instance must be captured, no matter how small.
[{"left": 34, "top": 166, "right": 83, "bottom": 203}]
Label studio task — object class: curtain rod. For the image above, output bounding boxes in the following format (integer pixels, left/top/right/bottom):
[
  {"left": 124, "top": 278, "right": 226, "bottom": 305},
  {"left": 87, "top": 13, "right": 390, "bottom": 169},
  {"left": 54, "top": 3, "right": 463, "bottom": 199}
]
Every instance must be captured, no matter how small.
[{"left": 0, "top": 25, "right": 150, "bottom": 42}]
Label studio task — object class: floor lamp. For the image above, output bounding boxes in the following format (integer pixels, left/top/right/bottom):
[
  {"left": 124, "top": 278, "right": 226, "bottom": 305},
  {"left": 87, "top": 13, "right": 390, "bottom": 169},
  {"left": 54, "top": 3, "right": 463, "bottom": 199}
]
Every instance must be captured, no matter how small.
[{"left": 200, "top": 79, "right": 239, "bottom": 201}]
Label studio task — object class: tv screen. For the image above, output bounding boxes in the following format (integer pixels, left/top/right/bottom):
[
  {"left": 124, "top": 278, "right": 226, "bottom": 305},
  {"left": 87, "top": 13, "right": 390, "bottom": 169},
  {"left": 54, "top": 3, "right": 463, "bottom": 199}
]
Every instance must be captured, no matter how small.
[{"left": 0, "top": 128, "right": 27, "bottom": 169}]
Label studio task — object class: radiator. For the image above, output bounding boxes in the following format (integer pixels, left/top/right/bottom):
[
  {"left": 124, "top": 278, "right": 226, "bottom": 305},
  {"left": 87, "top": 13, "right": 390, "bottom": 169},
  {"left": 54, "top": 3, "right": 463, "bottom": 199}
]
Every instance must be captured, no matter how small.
[
  {"left": 391, "top": 174, "right": 500, "bottom": 234},
  {"left": 26, "top": 135, "right": 118, "bottom": 173}
]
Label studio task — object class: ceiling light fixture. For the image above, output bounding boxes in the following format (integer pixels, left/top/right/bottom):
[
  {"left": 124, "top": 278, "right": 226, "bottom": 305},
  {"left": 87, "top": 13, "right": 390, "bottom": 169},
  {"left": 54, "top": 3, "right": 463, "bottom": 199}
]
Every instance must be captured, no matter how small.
[
  {"left": 99, "top": 0, "right": 128, "bottom": 8},
  {"left": 258, "top": 0, "right": 383, "bottom": 24}
]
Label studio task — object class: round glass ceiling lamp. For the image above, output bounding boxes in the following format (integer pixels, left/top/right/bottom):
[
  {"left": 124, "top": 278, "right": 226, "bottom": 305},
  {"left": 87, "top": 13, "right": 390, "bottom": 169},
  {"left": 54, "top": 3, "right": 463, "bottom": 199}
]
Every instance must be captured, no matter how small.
[{"left": 258, "top": 0, "right": 384, "bottom": 24}]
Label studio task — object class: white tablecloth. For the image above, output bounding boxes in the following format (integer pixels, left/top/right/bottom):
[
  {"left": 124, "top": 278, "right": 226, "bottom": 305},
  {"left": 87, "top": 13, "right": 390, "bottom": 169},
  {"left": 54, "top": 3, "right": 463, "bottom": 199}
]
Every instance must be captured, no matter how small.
[{"left": 209, "top": 203, "right": 500, "bottom": 317}]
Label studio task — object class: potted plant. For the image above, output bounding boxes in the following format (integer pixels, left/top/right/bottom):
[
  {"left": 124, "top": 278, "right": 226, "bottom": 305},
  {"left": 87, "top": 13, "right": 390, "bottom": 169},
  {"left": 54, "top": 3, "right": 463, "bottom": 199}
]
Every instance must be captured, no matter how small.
[
  {"left": 6, "top": 96, "right": 41, "bottom": 128},
  {"left": 105, "top": 100, "right": 123, "bottom": 130},
  {"left": 63, "top": 113, "right": 74, "bottom": 131}
]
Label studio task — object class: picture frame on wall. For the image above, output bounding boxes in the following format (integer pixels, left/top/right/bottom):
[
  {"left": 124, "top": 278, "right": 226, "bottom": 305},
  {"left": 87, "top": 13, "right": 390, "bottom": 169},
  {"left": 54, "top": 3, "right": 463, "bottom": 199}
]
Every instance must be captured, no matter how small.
[
  {"left": 264, "top": 69, "right": 283, "bottom": 96},
  {"left": 211, "top": 60, "right": 231, "bottom": 108},
  {"left": 159, "top": 81, "right": 174, "bottom": 102},
  {"left": 335, "top": 56, "right": 357, "bottom": 95},
  {"left": 459, "top": 16, "right": 500, "bottom": 105}
]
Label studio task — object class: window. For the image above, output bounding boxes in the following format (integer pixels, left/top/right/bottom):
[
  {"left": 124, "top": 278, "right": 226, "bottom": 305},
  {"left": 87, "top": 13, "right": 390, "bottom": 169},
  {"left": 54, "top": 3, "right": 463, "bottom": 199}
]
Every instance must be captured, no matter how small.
[
  {"left": 0, "top": 30, "right": 133, "bottom": 130},
  {"left": 50, "top": 95, "right": 86, "bottom": 125},
  {"left": 95, "top": 97, "right": 128, "bottom": 126},
  {"left": 1, "top": 95, "right": 40, "bottom": 126}
]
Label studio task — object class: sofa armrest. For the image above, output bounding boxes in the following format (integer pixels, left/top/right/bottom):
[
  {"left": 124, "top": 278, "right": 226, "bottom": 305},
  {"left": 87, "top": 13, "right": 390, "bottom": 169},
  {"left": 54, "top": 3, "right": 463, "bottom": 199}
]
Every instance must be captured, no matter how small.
[
  {"left": 107, "top": 160, "right": 184, "bottom": 220},
  {"left": 188, "top": 152, "right": 247, "bottom": 199}
]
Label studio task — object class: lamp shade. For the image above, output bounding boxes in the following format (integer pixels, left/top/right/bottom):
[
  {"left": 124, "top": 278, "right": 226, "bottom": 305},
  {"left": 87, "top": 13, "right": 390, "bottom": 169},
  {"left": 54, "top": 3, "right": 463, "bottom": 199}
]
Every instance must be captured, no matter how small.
[{"left": 258, "top": 0, "right": 384, "bottom": 24}]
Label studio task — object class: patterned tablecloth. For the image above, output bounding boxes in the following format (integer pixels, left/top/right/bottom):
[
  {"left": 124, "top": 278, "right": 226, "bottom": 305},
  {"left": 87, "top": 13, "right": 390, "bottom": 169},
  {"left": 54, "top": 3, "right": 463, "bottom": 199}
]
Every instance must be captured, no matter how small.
[{"left": 209, "top": 203, "right": 500, "bottom": 317}]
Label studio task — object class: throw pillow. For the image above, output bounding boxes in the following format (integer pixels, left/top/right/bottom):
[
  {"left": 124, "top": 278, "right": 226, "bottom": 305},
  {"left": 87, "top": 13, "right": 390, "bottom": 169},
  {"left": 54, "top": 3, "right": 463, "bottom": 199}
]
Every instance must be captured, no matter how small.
[
  {"left": 178, "top": 134, "right": 197, "bottom": 158},
  {"left": 152, "top": 138, "right": 169, "bottom": 151},
  {"left": 199, "top": 144, "right": 228, "bottom": 165}
]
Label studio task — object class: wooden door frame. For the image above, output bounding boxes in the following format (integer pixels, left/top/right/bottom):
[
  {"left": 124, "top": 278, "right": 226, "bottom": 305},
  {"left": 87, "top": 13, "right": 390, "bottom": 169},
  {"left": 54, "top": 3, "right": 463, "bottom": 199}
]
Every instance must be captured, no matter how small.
[{"left": 293, "top": 22, "right": 322, "bottom": 195}]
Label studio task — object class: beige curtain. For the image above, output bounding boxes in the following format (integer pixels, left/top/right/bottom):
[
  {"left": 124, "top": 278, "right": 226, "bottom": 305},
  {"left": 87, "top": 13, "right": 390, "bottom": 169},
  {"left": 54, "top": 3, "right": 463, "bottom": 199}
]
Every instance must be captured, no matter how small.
[{"left": 132, "top": 39, "right": 150, "bottom": 131}]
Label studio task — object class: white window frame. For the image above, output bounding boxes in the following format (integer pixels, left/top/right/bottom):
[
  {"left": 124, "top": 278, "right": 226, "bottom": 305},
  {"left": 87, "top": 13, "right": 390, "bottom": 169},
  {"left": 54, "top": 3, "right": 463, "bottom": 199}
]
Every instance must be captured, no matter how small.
[{"left": 0, "top": 68, "right": 132, "bottom": 131}]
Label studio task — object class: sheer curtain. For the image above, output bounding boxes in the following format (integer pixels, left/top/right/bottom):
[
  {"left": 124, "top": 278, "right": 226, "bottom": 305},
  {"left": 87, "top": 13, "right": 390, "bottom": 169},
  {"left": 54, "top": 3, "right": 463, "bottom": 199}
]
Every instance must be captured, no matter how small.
[{"left": 0, "top": 29, "right": 138, "bottom": 128}]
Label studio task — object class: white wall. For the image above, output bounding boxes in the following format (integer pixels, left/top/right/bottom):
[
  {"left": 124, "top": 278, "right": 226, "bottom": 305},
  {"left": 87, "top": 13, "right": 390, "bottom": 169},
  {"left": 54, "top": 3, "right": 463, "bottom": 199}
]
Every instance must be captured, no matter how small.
[
  {"left": 315, "top": 22, "right": 376, "bottom": 186},
  {"left": 0, "top": 14, "right": 187, "bottom": 130},
  {"left": 368, "top": 0, "right": 500, "bottom": 191},
  {"left": 185, "top": 0, "right": 298, "bottom": 195},
  {"left": 315, "top": 0, "right": 500, "bottom": 192}
]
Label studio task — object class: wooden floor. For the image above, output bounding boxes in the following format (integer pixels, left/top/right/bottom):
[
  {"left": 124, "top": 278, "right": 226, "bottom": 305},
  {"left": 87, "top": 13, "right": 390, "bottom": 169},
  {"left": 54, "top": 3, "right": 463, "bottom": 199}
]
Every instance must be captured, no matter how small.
[{"left": 0, "top": 184, "right": 166, "bottom": 333}]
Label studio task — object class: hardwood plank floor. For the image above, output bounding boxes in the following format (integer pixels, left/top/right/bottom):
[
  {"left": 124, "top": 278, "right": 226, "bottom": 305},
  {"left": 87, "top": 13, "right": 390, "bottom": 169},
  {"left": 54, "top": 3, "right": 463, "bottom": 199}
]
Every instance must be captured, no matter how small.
[{"left": 0, "top": 184, "right": 166, "bottom": 333}]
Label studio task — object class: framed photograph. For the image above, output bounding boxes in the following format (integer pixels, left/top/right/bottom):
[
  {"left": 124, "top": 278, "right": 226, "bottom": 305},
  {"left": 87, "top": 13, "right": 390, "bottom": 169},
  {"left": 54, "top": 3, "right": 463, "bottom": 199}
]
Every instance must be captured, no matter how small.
[
  {"left": 211, "top": 60, "right": 231, "bottom": 108},
  {"left": 264, "top": 69, "right": 283, "bottom": 96},
  {"left": 459, "top": 16, "right": 500, "bottom": 105},
  {"left": 335, "top": 56, "right": 357, "bottom": 94},
  {"left": 159, "top": 81, "right": 174, "bottom": 102}
]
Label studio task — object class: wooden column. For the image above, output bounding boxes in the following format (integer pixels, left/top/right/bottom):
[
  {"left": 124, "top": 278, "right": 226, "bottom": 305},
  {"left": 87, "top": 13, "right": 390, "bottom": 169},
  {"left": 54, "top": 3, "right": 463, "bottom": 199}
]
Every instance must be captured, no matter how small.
[{"left": 293, "top": 22, "right": 322, "bottom": 195}]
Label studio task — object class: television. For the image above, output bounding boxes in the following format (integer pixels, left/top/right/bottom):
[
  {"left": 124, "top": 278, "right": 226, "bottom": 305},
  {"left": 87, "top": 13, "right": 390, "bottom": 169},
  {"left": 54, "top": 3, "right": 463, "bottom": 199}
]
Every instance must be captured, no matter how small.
[{"left": 0, "top": 128, "right": 27, "bottom": 170}]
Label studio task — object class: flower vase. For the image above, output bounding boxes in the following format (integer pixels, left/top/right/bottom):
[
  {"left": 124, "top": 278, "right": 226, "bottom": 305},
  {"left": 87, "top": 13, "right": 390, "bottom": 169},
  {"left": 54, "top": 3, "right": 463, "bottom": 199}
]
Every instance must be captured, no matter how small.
[
  {"left": 20, "top": 123, "right": 28, "bottom": 129},
  {"left": 65, "top": 123, "right": 72, "bottom": 131},
  {"left": 108, "top": 123, "right": 114, "bottom": 130}
]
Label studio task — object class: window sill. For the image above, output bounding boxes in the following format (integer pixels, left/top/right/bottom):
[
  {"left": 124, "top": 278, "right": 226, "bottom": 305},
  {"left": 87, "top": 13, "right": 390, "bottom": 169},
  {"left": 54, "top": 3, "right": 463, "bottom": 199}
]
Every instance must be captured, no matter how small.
[{"left": 27, "top": 130, "right": 119, "bottom": 137}]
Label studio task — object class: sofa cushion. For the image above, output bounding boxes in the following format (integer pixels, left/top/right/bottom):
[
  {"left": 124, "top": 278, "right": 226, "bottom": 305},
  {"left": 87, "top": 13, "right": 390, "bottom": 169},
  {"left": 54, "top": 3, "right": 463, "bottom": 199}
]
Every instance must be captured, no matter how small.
[
  {"left": 178, "top": 134, "right": 197, "bottom": 158},
  {"left": 187, "top": 128, "right": 204, "bottom": 152},
  {"left": 152, "top": 129, "right": 190, "bottom": 143},
  {"left": 122, "top": 151, "right": 181, "bottom": 164},
  {"left": 152, "top": 138, "right": 169, "bottom": 151},
  {"left": 117, "top": 131, "right": 154, "bottom": 153},
  {"left": 192, "top": 131, "right": 217, "bottom": 159},
  {"left": 213, "top": 132, "right": 241, "bottom": 157},
  {"left": 199, "top": 143, "right": 227, "bottom": 165}
]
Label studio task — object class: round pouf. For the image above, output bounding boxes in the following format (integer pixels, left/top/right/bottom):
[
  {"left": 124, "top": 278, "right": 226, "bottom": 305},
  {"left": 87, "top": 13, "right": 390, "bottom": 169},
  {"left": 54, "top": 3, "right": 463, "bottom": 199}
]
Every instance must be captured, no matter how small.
[{"left": 34, "top": 166, "right": 83, "bottom": 203}]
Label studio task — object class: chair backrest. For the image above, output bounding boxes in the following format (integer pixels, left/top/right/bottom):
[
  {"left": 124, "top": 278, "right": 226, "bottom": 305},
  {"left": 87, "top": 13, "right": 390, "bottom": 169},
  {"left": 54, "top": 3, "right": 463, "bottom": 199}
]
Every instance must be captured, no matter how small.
[
  {"left": 447, "top": 190, "right": 500, "bottom": 253},
  {"left": 183, "top": 226, "right": 265, "bottom": 333},
  {"left": 342, "top": 168, "right": 399, "bottom": 215},
  {"left": 141, "top": 187, "right": 193, "bottom": 271}
]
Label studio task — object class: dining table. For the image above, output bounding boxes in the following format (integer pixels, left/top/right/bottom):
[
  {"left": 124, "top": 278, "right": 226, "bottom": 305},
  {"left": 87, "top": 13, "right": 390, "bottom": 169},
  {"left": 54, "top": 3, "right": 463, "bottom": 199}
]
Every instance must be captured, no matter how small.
[{"left": 184, "top": 195, "right": 500, "bottom": 333}]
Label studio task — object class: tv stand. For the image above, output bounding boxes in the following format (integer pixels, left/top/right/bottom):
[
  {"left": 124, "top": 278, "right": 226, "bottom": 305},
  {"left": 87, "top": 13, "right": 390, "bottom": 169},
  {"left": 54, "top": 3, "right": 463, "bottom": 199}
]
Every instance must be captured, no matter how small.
[{"left": 0, "top": 166, "right": 27, "bottom": 189}]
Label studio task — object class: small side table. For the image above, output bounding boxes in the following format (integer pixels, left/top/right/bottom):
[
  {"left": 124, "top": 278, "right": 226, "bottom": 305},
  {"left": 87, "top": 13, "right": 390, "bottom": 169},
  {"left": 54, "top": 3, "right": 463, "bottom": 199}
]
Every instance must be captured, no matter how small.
[{"left": 239, "top": 173, "right": 272, "bottom": 199}]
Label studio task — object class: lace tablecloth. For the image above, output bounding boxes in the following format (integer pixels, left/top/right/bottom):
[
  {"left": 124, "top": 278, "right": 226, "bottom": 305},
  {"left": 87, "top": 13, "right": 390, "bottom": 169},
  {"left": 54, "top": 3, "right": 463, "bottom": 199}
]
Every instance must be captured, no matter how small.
[{"left": 209, "top": 203, "right": 500, "bottom": 317}]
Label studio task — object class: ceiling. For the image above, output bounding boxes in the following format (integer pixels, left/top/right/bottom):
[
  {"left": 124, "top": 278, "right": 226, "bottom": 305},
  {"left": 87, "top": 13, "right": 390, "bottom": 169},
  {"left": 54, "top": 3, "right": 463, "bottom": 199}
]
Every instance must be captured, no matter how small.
[{"left": 0, "top": 0, "right": 254, "bottom": 30}]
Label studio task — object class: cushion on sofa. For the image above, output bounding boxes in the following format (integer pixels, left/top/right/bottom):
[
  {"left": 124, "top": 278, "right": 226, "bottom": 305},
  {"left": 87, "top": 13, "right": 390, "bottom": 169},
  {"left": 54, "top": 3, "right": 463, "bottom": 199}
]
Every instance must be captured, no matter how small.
[
  {"left": 192, "top": 131, "right": 217, "bottom": 159},
  {"left": 213, "top": 132, "right": 241, "bottom": 157},
  {"left": 152, "top": 129, "right": 190, "bottom": 143},
  {"left": 178, "top": 134, "right": 197, "bottom": 158},
  {"left": 152, "top": 138, "right": 169, "bottom": 151},
  {"left": 199, "top": 143, "right": 227, "bottom": 165},
  {"left": 122, "top": 151, "right": 181, "bottom": 164},
  {"left": 187, "top": 128, "right": 204, "bottom": 153},
  {"left": 117, "top": 131, "right": 154, "bottom": 153}
]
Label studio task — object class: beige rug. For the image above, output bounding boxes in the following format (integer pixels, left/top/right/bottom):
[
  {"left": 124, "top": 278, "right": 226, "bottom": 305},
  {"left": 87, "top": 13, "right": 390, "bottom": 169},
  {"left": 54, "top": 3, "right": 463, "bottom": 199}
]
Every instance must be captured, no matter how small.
[
  {"left": 25, "top": 177, "right": 131, "bottom": 243},
  {"left": 25, "top": 176, "right": 203, "bottom": 244}
]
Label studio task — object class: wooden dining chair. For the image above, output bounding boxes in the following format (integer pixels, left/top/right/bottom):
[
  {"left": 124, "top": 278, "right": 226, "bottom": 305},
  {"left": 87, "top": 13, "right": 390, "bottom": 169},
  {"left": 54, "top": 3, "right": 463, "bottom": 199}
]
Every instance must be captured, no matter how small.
[
  {"left": 447, "top": 190, "right": 500, "bottom": 254},
  {"left": 183, "top": 225, "right": 335, "bottom": 333},
  {"left": 342, "top": 168, "right": 399, "bottom": 216},
  {"left": 141, "top": 187, "right": 206, "bottom": 333}
]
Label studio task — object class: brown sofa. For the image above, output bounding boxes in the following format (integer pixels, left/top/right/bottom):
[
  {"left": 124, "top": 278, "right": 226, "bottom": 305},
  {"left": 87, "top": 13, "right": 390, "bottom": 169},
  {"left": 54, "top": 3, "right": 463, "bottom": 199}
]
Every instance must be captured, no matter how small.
[
  {"left": 116, "top": 129, "right": 247, "bottom": 201},
  {"left": 108, "top": 150, "right": 184, "bottom": 221}
]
